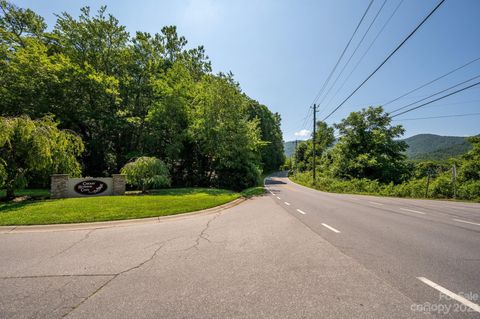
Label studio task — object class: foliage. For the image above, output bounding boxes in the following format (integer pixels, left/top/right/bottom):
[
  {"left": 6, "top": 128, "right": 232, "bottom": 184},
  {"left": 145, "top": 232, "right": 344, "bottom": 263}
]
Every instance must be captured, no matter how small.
[
  {"left": 246, "top": 100, "right": 285, "bottom": 173},
  {"left": 120, "top": 157, "right": 170, "bottom": 192},
  {"left": 329, "top": 106, "right": 408, "bottom": 183},
  {"left": 0, "top": 116, "right": 84, "bottom": 199},
  {"left": 459, "top": 136, "right": 480, "bottom": 181},
  {"left": 0, "top": 2, "right": 284, "bottom": 191},
  {"left": 0, "top": 188, "right": 239, "bottom": 225}
]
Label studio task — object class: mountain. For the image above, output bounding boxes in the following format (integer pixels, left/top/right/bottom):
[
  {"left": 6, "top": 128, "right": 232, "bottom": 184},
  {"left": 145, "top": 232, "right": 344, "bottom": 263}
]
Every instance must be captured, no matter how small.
[
  {"left": 403, "top": 134, "right": 472, "bottom": 161},
  {"left": 284, "top": 141, "right": 297, "bottom": 158},
  {"left": 283, "top": 134, "right": 473, "bottom": 160}
]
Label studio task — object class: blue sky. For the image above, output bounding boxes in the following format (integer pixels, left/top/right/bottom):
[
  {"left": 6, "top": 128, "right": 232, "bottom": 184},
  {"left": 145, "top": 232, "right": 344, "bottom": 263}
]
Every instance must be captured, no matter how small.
[{"left": 13, "top": 0, "right": 480, "bottom": 141}]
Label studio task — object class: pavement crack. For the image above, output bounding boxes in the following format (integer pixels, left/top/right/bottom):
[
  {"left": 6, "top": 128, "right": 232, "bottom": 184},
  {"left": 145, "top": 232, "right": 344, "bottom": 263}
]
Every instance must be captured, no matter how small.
[
  {"left": 51, "top": 229, "right": 96, "bottom": 258},
  {"left": 62, "top": 239, "right": 171, "bottom": 318},
  {"left": 185, "top": 212, "right": 220, "bottom": 251}
]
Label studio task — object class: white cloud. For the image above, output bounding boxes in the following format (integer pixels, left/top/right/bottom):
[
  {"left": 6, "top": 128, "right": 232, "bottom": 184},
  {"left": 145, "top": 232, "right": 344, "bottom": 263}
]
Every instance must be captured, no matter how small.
[{"left": 294, "top": 129, "right": 311, "bottom": 138}]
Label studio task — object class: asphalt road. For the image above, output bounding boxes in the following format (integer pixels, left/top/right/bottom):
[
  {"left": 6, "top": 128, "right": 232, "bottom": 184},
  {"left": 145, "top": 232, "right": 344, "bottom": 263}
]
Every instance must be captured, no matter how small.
[
  {"left": 0, "top": 176, "right": 478, "bottom": 318},
  {"left": 265, "top": 173, "right": 480, "bottom": 319}
]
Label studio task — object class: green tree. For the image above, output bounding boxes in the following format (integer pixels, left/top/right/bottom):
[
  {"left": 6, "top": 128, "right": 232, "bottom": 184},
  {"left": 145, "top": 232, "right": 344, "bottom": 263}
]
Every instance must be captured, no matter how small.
[
  {"left": 246, "top": 100, "right": 285, "bottom": 173},
  {"left": 120, "top": 156, "right": 170, "bottom": 193},
  {"left": 0, "top": 116, "right": 84, "bottom": 199},
  {"left": 330, "top": 106, "right": 408, "bottom": 183},
  {"left": 459, "top": 136, "right": 480, "bottom": 181}
]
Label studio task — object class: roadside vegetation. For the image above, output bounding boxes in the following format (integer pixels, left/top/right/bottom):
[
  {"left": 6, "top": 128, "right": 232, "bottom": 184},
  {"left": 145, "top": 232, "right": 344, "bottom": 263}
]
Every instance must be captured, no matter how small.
[
  {"left": 0, "top": 188, "right": 240, "bottom": 225},
  {"left": 288, "top": 106, "right": 480, "bottom": 202},
  {"left": 0, "top": 2, "right": 284, "bottom": 199}
]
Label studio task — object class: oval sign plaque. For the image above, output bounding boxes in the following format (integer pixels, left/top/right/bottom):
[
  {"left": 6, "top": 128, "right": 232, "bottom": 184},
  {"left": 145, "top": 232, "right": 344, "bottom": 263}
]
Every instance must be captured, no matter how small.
[{"left": 74, "top": 180, "right": 108, "bottom": 195}]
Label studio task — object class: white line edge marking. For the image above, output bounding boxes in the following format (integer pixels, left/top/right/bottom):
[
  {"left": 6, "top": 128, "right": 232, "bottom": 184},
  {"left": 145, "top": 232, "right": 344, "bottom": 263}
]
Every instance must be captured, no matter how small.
[
  {"left": 417, "top": 277, "right": 480, "bottom": 313},
  {"left": 369, "top": 201, "right": 384, "bottom": 206},
  {"left": 296, "top": 209, "right": 306, "bottom": 215},
  {"left": 400, "top": 208, "right": 426, "bottom": 215},
  {"left": 284, "top": 202, "right": 291, "bottom": 206},
  {"left": 321, "top": 223, "right": 340, "bottom": 233},
  {"left": 453, "top": 219, "right": 480, "bottom": 226},
  {"left": 276, "top": 196, "right": 281, "bottom": 200}
]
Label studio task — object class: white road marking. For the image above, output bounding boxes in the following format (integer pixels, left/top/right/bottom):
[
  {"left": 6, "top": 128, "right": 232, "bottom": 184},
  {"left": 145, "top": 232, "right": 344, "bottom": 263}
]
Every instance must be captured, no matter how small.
[
  {"left": 417, "top": 277, "right": 480, "bottom": 313},
  {"left": 276, "top": 196, "right": 281, "bottom": 200},
  {"left": 400, "top": 208, "right": 426, "bottom": 215},
  {"left": 321, "top": 223, "right": 340, "bottom": 233},
  {"left": 453, "top": 219, "right": 480, "bottom": 227},
  {"left": 284, "top": 202, "right": 291, "bottom": 206},
  {"left": 296, "top": 209, "right": 306, "bottom": 215},
  {"left": 369, "top": 201, "right": 384, "bottom": 206}
]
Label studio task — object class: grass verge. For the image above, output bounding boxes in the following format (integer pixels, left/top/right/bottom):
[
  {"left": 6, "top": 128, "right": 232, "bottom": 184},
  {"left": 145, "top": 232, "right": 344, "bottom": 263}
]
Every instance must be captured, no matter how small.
[{"left": 0, "top": 188, "right": 240, "bottom": 226}]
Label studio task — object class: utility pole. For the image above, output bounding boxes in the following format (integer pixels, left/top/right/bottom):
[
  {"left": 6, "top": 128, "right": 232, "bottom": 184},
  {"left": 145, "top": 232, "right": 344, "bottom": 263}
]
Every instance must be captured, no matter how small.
[
  {"left": 452, "top": 163, "right": 457, "bottom": 199},
  {"left": 312, "top": 104, "right": 317, "bottom": 185},
  {"left": 292, "top": 140, "right": 298, "bottom": 174}
]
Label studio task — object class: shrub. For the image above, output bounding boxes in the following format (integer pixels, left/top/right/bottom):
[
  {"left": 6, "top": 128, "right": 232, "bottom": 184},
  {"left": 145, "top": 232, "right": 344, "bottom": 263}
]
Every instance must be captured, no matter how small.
[
  {"left": 120, "top": 157, "right": 171, "bottom": 193},
  {"left": 458, "top": 180, "right": 480, "bottom": 201}
]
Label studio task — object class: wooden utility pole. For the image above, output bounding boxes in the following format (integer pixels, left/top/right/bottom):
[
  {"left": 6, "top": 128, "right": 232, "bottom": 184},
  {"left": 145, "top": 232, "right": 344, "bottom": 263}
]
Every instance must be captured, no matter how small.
[
  {"left": 294, "top": 139, "right": 298, "bottom": 172},
  {"left": 312, "top": 104, "right": 317, "bottom": 185}
]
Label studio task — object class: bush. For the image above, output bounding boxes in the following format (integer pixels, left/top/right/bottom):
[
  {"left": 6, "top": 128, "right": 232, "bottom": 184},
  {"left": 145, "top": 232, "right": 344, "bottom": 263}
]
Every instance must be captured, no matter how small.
[
  {"left": 120, "top": 157, "right": 171, "bottom": 193},
  {"left": 430, "top": 174, "right": 454, "bottom": 199},
  {"left": 458, "top": 180, "right": 480, "bottom": 201}
]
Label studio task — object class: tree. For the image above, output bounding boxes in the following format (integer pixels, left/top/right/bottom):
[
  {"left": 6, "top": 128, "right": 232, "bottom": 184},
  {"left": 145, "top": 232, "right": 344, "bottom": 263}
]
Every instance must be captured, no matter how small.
[
  {"left": 246, "top": 100, "right": 285, "bottom": 173},
  {"left": 0, "top": 116, "right": 84, "bottom": 199},
  {"left": 459, "top": 136, "right": 480, "bottom": 181},
  {"left": 120, "top": 157, "right": 170, "bottom": 193},
  {"left": 330, "top": 106, "right": 408, "bottom": 183},
  {"left": 188, "top": 73, "right": 262, "bottom": 190}
]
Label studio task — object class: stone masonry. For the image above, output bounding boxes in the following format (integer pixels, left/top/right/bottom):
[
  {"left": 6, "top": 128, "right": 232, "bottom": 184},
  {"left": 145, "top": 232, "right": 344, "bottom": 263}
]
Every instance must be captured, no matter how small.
[
  {"left": 112, "top": 174, "right": 126, "bottom": 196},
  {"left": 50, "top": 174, "right": 69, "bottom": 199}
]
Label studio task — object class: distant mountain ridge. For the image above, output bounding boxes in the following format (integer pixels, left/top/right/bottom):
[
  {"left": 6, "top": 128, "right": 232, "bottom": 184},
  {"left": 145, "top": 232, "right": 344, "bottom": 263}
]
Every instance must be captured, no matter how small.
[
  {"left": 403, "top": 134, "right": 472, "bottom": 160},
  {"left": 284, "top": 134, "right": 473, "bottom": 160}
]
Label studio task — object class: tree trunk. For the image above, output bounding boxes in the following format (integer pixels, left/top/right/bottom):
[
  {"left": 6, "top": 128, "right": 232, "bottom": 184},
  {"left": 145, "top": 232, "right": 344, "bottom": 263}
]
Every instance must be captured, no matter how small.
[{"left": 6, "top": 187, "right": 15, "bottom": 200}]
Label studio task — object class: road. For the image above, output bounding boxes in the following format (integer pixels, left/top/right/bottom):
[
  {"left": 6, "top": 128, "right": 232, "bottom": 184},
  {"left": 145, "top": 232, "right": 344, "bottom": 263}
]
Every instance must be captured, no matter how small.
[
  {"left": 0, "top": 175, "right": 478, "bottom": 318},
  {"left": 265, "top": 173, "right": 480, "bottom": 319}
]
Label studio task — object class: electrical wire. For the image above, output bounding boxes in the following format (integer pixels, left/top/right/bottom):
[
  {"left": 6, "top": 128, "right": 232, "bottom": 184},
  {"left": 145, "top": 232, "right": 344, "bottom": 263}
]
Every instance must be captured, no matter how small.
[
  {"left": 393, "top": 112, "right": 480, "bottom": 121},
  {"left": 322, "top": 0, "right": 446, "bottom": 121},
  {"left": 383, "top": 56, "right": 480, "bottom": 107},
  {"left": 321, "top": 0, "right": 403, "bottom": 114},
  {"left": 310, "top": 0, "right": 374, "bottom": 108},
  {"left": 389, "top": 74, "right": 480, "bottom": 114},
  {"left": 317, "top": 0, "right": 388, "bottom": 112},
  {"left": 391, "top": 80, "right": 480, "bottom": 118}
]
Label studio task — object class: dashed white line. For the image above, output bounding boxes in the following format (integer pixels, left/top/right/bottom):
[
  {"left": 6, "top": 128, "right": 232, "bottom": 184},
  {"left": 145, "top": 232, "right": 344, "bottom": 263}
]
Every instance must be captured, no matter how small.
[
  {"left": 321, "top": 223, "right": 341, "bottom": 233},
  {"left": 417, "top": 277, "right": 480, "bottom": 313},
  {"left": 452, "top": 219, "right": 480, "bottom": 227},
  {"left": 276, "top": 196, "right": 281, "bottom": 200},
  {"left": 369, "top": 201, "right": 384, "bottom": 206},
  {"left": 296, "top": 209, "right": 306, "bottom": 215},
  {"left": 284, "top": 202, "right": 291, "bottom": 206},
  {"left": 400, "top": 208, "right": 426, "bottom": 215}
]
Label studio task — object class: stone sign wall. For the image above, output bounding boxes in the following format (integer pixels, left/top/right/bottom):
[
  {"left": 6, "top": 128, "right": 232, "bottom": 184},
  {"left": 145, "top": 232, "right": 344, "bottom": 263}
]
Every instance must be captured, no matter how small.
[{"left": 51, "top": 174, "right": 126, "bottom": 199}]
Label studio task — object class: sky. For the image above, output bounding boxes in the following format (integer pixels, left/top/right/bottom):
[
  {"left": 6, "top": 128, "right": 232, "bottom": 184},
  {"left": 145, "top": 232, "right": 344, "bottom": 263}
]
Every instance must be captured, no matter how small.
[{"left": 13, "top": 0, "right": 480, "bottom": 141}]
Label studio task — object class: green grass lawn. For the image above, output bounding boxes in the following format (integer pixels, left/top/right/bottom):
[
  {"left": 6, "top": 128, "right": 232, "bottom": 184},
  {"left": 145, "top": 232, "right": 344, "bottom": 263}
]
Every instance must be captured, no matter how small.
[{"left": 0, "top": 188, "right": 240, "bottom": 226}]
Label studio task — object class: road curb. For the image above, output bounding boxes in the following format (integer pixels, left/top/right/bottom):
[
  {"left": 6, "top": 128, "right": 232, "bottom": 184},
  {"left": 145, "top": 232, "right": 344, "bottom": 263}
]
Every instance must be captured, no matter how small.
[{"left": 0, "top": 197, "right": 246, "bottom": 233}]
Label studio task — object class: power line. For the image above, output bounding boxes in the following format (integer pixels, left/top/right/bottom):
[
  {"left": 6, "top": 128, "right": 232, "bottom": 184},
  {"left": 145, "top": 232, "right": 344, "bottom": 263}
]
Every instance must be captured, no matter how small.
[
  {"left": 383, "top": 56, "right": 480, "bottom": 107},
  {"left": 393, "top": 112, "right": 480, "bottom": 121},
  {"left": 391, "top": 80, "right": 480, "bottom": 118},
  {"left": 310, "top": 0, "right": 374, "bottom": 107},
  {"left": 321, "top": 0, "right": 405, "bottom": 117},
  {"left": 317, "top": 0, "right": 388, "bottom": 112},
  {"left": 322, "top": 0, "right": 446, "bottom": 121},
  {"left": 389, "top": 74, "right": 480, "bottom": 114}
]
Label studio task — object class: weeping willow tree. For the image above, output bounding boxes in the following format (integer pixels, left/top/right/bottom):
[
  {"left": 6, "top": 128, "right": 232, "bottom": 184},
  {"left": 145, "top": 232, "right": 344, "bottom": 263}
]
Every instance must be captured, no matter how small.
[{"left": 0, "top": 116, "right": 84, "bottom": 199}]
